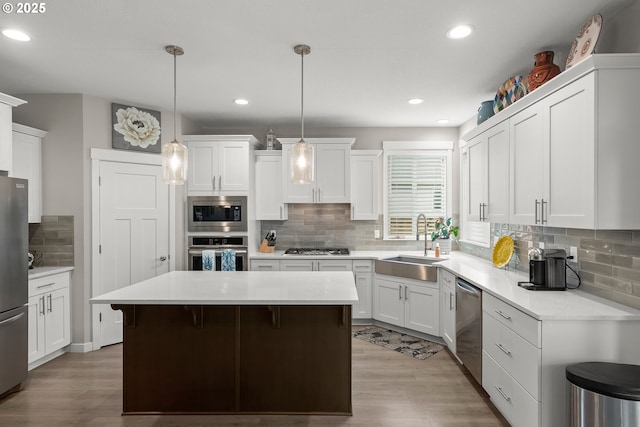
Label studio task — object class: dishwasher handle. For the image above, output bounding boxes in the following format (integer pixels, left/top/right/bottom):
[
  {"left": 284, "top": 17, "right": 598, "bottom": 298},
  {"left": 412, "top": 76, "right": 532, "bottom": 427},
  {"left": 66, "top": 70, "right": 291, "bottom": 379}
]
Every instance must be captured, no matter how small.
[{"left": 456, "top": 279, "right": 481, "bottom": 297}]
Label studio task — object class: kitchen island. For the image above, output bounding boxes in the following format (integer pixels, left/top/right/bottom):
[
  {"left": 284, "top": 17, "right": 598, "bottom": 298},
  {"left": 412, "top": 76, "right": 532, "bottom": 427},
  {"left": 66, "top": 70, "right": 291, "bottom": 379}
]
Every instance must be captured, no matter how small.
[{"left": 90, "top": 271, "right": 358, "bottom": 415}]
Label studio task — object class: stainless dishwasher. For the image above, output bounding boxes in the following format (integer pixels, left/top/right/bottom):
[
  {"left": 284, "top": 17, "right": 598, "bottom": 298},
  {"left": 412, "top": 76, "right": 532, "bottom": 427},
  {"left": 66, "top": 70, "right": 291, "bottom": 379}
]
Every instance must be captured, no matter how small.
[{"left": 456, "top": 278, "right": 482, "bottom": 385}]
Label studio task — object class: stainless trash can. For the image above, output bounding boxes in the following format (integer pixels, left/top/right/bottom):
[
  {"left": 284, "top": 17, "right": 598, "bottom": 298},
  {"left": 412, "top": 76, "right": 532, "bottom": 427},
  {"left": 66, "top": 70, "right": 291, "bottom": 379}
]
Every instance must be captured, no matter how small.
[{"left": 566, "top": 362, "right": 640, "bottom": 427}]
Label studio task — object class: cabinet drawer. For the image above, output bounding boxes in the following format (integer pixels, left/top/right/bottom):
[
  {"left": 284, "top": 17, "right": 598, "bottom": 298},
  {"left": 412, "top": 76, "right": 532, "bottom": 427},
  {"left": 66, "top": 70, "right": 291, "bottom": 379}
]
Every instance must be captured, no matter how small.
[
  {"left": 352, "top": 260, "right": 373, "bottom": 272},
  {"left": 318, "top": 260, "right": 353, "bottom": 271},
  {"left": 483, "top": 350, "right": 540, "bottom": 427},
  {"left": 483, "top": 293, "right": 540, "bottom": 347},
  {"left": 438, "top": 268, "right": 455, "bottom": 288},
  {"left": 250, "top": 260, "right": 280, "bottom": 271},
  {"left": 29, "top": 272, "right": 70, "bottom": 297},
  {"left": 483, "top": 312, "right": 540, "bottom": 399}
]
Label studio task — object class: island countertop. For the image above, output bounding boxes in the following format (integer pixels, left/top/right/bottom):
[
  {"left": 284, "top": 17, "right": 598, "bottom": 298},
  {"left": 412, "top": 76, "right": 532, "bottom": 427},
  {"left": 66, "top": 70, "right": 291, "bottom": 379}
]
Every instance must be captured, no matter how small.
[{"left": 90, "top": 270, "right": 358, "bottom": 306}]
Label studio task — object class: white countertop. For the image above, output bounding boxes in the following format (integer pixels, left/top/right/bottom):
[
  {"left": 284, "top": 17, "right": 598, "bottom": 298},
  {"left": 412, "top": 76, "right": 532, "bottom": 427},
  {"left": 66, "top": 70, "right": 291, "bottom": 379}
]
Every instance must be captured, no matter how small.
[
  {"left": 250, "top": 249, "right": 640, "bottom": 321},
  {"left": 434, "top": 252, "right": 640, "bottom": 321},
  {"left": 90, "top": 271, "right": 358, "bottom": 306},
  {"left": 28, "top": 266, "right": 74, "bottom": 279}
]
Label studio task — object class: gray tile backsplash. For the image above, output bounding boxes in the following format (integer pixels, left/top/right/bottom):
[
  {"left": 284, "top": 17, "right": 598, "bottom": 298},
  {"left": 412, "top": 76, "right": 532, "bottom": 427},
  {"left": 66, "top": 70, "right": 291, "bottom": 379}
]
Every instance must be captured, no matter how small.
[
  {"left": 460, "top": 223, "right": 640, "bottom": 310},
  {"left": 28, "top": 215, "right": 74, "bottom": 267},
  {"left": 262, "top": 208, "right": 640, "bottom": 310}
]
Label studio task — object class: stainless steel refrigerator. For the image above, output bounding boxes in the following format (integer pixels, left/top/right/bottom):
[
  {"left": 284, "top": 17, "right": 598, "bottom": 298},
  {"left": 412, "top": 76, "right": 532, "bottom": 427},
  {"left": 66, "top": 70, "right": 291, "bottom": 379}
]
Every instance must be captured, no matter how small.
[{"left": 0, "top": 176, "right": 28, "bottom": 396}]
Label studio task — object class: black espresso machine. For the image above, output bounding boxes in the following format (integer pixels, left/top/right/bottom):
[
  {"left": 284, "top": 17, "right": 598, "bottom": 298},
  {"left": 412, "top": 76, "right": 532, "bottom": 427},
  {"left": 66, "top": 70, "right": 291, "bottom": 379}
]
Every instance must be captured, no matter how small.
[{"left": 518, "top": 248, "right": 567, "bottom": 291}]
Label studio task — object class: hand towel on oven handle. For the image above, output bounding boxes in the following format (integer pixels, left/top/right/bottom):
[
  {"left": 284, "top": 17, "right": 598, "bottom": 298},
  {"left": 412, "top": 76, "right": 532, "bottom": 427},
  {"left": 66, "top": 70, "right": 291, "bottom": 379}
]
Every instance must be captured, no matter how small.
[
  {"left": 221, "top": 249, "right": 236, "bottom": 271},
  {"left": 202, "top": 250, "right": 216, "bottom": 271}
]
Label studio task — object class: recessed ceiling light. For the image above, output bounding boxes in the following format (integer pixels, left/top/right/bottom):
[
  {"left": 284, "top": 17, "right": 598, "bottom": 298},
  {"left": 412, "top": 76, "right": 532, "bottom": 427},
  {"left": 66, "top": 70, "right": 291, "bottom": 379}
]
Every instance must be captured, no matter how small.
[
  {"left": 407, "top": 98, "right": 424, "bottom": 105},
  {"left": 446, "top": 25, "right": 473, "bottom": 39},
  {"left": 2, "top": 29, "right": 31, "bottom": 42},
  {"left": 234, "top": 99, "right": 249, "bottom": 105},
  {"left": 437, "top": 119, "right": 450, "bottom": 124}
]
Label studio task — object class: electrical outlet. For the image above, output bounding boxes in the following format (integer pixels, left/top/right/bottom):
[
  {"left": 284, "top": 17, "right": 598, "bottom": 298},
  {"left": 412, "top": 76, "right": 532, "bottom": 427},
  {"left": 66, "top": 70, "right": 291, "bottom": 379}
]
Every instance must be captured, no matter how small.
[
  {"left": 374, "top": 229, "right": 381, "bottom": 239},
  {"left": 570, "top": 246, "right": 578, "bottom": 263}
]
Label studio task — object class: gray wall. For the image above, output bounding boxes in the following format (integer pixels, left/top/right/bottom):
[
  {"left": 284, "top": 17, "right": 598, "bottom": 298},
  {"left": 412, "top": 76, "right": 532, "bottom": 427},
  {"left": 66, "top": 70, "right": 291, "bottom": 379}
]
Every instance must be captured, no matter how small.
[{"left": 13, "top": 94, "right": 181, "bottom": 347}]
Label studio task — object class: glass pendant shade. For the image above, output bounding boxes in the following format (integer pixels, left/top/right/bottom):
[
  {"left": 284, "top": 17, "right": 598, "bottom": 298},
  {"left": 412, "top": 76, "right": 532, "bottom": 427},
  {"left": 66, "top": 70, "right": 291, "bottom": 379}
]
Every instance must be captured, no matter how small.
[
  {"left": 162, "top": 140, "right": 188, "bottom": 184},
  {"left": 290, "top": 139, "right": 314, "bottom": 184}
]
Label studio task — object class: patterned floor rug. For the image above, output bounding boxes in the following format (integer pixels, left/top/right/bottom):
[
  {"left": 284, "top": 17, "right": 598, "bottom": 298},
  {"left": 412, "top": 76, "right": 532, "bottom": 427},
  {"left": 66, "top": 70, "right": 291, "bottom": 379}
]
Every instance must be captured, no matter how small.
[{"left": 353, "top": 326, "right": 445, "bottom": 360}]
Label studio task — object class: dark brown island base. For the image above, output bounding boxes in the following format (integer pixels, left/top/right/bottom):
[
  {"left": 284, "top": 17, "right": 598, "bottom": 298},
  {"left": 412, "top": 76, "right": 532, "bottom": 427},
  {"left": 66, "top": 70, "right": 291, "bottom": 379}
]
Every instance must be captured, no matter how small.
[{"left": 91, "top": 271, "right": 358, "bottom": 416}]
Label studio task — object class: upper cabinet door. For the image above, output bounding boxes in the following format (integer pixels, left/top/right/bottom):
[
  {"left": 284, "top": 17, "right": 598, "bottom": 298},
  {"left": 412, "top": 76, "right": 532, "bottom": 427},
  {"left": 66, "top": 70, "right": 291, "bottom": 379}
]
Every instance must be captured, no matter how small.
[
  {"left": 510, "top": 104, "right": 544, "bottom": 226},
  {"left": 11, "top": 124, "right": 46, "bottom": 223},
  {"left": 544, "top": 73, "right": 595, "bottom": 228},
  {"left": 218, "top": 141, "right": 249, "bottom": 192},
  {"left": 0, "top": 104, "right": 12, "bottom": 174},
  {"left": 466, "top": 136, "right": 487, "bottom": 222},
  {"left": 187, "top": 141, "right": 217, "bottom": 192},
  {"left": 316, "top": 144, "right": 350, "bottom": 203},
  {"left": 255, "top": 152, "right": 287, "bottom": 220},
  {"left": 351, "top": 151, "right": 380, "bottom": 220},
  {"left": 486, "top": 121, "right": 510, "bottom": 224}
]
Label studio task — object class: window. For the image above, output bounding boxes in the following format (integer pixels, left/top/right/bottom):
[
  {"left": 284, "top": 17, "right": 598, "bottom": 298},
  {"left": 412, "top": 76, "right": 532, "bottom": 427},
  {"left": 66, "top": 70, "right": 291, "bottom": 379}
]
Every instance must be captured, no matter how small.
[{"left": 383, "top": 141, "right": 453, "bottom": 240}]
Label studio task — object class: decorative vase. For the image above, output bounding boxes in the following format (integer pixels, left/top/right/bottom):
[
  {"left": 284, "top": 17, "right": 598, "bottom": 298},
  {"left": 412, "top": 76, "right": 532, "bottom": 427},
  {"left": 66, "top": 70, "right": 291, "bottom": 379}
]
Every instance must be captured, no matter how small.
[
  {"left": 527, "top": 51, "right": 561, "bottom": 91},
  {"left": 477, "top": 100, "right": 495, "bottom": 125},
  {"left": 438, "top": 238, "right": 452, "bottom": 254}
]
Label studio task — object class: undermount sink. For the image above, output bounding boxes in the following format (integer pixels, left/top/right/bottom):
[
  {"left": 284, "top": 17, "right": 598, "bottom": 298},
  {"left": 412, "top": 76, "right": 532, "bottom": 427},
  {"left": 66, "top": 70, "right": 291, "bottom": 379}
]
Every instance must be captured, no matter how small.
[{"left": 374, "top": 255, "right": 439, "bottom": 282}]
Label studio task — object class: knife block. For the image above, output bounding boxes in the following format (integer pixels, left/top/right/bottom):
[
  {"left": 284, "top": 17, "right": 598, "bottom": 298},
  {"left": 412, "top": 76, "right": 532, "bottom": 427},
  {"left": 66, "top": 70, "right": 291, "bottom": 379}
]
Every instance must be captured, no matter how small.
[{"left": 258, "top": 239, "right": 275, "bottom": 253}]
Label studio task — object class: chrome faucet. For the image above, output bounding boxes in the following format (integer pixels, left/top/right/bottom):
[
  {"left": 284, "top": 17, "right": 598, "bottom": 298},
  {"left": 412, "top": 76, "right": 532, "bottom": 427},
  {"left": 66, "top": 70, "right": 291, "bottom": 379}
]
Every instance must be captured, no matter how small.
[{"left": 416, "top": 213, "right": 428, "bottom": 255}]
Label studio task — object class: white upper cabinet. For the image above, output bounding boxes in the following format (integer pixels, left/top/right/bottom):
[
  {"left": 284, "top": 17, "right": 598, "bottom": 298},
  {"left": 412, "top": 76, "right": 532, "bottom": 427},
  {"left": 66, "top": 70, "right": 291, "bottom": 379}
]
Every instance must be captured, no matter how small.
[
  {"left": 465, "top": 54, "right": 640, "bottom": 229},
  {"left": 279, "top": 138, "right": 353, "bottom": 204},
  {"left": 350, "top": 150, "right": 381, "bottom": 220},
  {"left": 255, "top": 151, "right": 287, "bottom": 220},
  {"left": 11, "top": 124, "right": 46, "bottom": 223},
  {"left": 184, "top": 135, "right": 258, "bottom": 195},
  {"left": 463, "top": 120, "right": 509, "bottom": 224},
  {"left": 0, "top": 93, "right": 27, "bottom": 174}
]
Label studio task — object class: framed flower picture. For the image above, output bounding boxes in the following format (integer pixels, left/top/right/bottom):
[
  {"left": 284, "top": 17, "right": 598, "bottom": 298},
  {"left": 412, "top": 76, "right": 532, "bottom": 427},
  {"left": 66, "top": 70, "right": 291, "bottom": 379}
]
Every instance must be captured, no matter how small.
[{"left": 111, "top": 103, "right": 161, "bottom": 153}]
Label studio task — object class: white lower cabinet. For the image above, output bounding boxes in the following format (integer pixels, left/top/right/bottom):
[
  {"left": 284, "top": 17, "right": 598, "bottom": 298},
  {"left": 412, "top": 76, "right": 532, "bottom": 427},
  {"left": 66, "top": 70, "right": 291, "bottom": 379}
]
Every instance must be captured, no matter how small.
[
  {"left": 373, "top": 275, "right": 439, "bottom": 336},
  {"left": 249, "top": 259, "right": 280, "bottom": 271},
  {"left": 352, "top": 260, "right": 373, "bottom": 319},
  {"left": 439, "top": 269, "right": 456, "bottom": 353},
  {"left": 28, "top": 271, "right": 71, "bottom": 369}
]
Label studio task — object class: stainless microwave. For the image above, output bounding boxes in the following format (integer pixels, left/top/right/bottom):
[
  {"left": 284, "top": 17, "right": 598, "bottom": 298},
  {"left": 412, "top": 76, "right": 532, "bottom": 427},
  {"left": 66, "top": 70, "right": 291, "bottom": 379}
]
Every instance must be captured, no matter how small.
[{"left": 187, "top": 196, "right": 247, "bottom": 232}]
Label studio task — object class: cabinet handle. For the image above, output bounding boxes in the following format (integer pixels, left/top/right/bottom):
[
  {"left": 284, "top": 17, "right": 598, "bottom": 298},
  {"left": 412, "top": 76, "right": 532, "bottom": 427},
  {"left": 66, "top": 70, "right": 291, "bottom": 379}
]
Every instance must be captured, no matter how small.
[
  {"left": 495, "top": 343, "right": 512, "bottom": 356},
  {"left": 398, "top": 285, "right": 402, "bottom": 300},
  {"left": 312, "top": 188, "right": 316, "bottom": 202},
  {"left": 40, "top": 296, "right": 45, "bottom": 315},
  {"left": 36, "top": 282, "right": 55, "bottom": 289},
  {"left": 495, "top": 310, "right": 512, "bottom": 321},
  {"left": 219, "top": 175, "right": 222, "bottom": 190},
  {"left": 404, "top": 285, "right": 408, "bottom": 300},
  {"left": 279, "top": 206, "right": 283, "bottom": 219},
  {"left": 449, "top": 293, "right": 454, "bottom": 310},
  {"left": 541, "top": 198, "right": 547, "bottom": 224},
  {"left": 534, "top": 199, "right": 540, "bottom": 224},
  {"left": 351, "top": 205, "right": 355, "bottom": 218},
  {"left": 318, "top": 188, "right": 321, "bottom": 202},
  {"left": 212, "top": 176, "right": 216, "bottom": 190},
  {"left": 495, "top": 386, "right": 512, "bottom": 402},
  {"left": 47, "top": 293, "right": 52, "bottom": 313},
  {"left": 443, "top": 276, "right": 452, "bottom": 284},
  {"left": 483, "top": 203, "right": 487, "bottom": 221}
]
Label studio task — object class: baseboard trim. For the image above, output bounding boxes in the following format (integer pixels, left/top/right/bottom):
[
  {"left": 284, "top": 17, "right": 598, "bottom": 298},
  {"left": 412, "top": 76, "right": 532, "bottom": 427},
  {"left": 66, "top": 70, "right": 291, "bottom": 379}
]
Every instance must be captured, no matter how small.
[{"left": 68, "top": 342, "right": 94, "bottom": 353}]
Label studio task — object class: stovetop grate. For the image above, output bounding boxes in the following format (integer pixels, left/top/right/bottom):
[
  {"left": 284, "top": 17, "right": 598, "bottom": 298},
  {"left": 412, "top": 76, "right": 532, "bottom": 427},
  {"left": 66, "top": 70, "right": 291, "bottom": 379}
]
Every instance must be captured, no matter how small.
[{"left": 284, "top": 248, "right": 350, "bottom": 255}]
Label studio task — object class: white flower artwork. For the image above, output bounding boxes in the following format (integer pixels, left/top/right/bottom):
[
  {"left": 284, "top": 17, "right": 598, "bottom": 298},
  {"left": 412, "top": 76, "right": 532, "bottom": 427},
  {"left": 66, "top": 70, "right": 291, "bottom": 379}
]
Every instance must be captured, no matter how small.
[{"left": 112, "top": 103, "right": 162, "bottom": 153}]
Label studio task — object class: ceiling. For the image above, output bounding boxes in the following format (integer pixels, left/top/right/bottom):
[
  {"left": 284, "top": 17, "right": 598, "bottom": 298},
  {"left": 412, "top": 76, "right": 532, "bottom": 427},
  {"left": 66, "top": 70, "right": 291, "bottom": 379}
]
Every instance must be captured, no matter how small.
[{"left": 0, "top": 0, "right": 631, "bottom": 130}]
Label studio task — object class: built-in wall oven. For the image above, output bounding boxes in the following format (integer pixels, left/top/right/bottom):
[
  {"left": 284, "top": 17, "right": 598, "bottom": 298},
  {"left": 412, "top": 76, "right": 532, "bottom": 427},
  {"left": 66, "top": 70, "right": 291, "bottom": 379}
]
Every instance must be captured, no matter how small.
[
  {"left": 187, "top": 196, "right": 247, "bottom": 233},
  {"left": 187, "top": 236, "right": 248, "bottom": 271}
]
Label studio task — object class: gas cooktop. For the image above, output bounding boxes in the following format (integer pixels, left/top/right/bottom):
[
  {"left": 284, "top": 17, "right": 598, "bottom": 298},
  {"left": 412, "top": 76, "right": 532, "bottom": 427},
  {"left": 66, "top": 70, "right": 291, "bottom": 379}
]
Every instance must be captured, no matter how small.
[{"left": 284, "top": 248, "right": 350, "bottom": 256}]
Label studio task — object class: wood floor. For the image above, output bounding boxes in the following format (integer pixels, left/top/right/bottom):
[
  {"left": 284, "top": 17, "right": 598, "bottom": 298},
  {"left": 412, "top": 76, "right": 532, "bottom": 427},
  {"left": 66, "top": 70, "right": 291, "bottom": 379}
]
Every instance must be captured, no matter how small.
[{"left": 0, "top": 329, "right": 509, "bottom": 427}]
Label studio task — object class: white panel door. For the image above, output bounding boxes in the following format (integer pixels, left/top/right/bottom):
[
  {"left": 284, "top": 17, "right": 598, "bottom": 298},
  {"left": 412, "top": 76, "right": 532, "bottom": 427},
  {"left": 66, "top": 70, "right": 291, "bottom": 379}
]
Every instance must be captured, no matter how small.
[
  {"left": 27, "top": 295, "right": 45, "bottom": 364},
  {"left": 486, "top": 121, "right": 510, "bottom": 223},
  {"left": 466, "top": 137, "right": 487, "bottom": 221},
  {"left": 45, "top": 287, "right": 70, "bottom": 354},
  {"left": 219, "top": 141, "right": 249, "bottom": 191},
  {"left": 186, "top": 142, "right": 216, "bottom": 192},
  {"left": 404, "top": 283, "right": 439, "bottom": 335},
  {"left": 97, "top": 161, "right": 169, "bottom": 347},
  {"left": 316, "top": 144, "right": 350, "bottom": 203},
  {"left": 255, "top": 154, "right": 286, "bottom": 220}
]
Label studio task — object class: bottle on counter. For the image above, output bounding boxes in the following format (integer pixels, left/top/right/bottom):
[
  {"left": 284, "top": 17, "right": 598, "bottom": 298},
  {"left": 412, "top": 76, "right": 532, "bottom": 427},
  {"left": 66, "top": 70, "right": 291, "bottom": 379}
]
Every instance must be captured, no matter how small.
[{"left": 435, "top": 243, "right": 440, "bottom": 258}]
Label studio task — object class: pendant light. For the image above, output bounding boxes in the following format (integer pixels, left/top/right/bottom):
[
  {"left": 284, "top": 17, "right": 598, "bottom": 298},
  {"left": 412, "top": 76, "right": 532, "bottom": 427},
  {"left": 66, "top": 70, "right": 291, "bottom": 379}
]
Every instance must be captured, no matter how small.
[
  {"left": 290, "top": 44, "right": 314, "bottom": 184},
  {"left": 162, "top": 45, "right": 188, "bottom": 185}
]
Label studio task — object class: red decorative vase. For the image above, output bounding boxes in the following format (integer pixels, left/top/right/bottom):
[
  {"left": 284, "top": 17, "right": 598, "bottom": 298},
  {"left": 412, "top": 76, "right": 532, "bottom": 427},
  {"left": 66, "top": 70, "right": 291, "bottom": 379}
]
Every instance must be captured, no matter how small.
[{"left": 528, "top": 51, "right": 561, "bottom": 91}]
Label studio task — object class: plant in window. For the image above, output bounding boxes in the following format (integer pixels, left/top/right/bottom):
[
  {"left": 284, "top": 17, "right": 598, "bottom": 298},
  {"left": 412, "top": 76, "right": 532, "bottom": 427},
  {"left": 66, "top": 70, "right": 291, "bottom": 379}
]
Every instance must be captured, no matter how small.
[{"left": 431, "top": 217, "right": 459, "bottom": 241}]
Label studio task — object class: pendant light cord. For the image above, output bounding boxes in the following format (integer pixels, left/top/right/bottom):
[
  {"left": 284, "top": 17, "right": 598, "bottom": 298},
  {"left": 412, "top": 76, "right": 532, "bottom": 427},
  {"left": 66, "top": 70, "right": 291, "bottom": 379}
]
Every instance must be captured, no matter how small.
[
  {"left": 300, "top": 50, "right": 304, "bottom": 140},
  {"left": 173, "top": 50, "right": 177, "bottom": 142}
]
